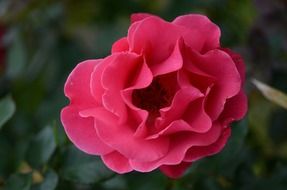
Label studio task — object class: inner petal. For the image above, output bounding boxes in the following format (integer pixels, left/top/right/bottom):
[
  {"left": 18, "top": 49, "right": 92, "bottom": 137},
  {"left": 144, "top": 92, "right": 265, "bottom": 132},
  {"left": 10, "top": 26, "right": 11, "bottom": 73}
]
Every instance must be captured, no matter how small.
[{"left": 132, "top": 73, "right": 178, "bottom": 125}]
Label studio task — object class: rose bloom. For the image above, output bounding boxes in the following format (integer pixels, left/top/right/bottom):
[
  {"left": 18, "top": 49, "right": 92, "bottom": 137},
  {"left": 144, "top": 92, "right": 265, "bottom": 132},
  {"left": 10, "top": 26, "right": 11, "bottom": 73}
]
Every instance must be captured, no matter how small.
[{"left": 61, "top": 13, "right": 247, "bottom": 178}]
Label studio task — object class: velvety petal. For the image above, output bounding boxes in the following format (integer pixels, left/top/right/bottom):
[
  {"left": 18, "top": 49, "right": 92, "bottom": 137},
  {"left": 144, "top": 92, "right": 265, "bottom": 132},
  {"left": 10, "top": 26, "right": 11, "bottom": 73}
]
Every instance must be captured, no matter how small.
[
  {"left": 80, "top": 107, "right": 170, "bottom": 162},
  {"left": 147, "top": 120, "right": 195, "bottom": 139},
  {"left": 121, "top": 60, "right": 153, "bottom": 137},
  {"left": 184, "top": 48, "right": 241, "bottom": 120},
  {"left": 111, "top": 37, "right": 129, "bottom": 53},
  {"left": 64, "top": 59, "right": 101, "bottom": 108},
  {"left": 151, "top": 38, "right": 184, "bottom": 76},
  {"left": 221, "top": 48, "right": 246, "bottom": 84},
  {"left": 173, "top": 14, "right": 221, "bottom": 52},
  {"left": 130, "top": 122, "right": 222, "bottom": 172},
  {"left": 102, "top": 151, "right": 133, "bottom": 173},
  {"left": 183, "top": 98, "right": 213, "bottom": 133},
  {"left": 61, "top": 106, "right": 113, "bottom": 155},
  {"left": 90, "top": 58, "right": 110, "bottom": 105},
  {"left": 154, "top": 86, "right": 204, "bottom": 129},
  {"left": 184, "top": 127, "right": 231, "bottom": 162},
  {"left": 100, "top": 53, "right": 142, "bottom": 122},
  {"left": 128, "top": 16, "right": 203, "bottom": 66},
  {"left": 131, "top": 13, "right": 154, "bottom": 23},
  {"left": 177, "top": 69, "right": 216, "bottom": 93},
  {"left": 160, "top": 162, "right": 192, "bottom": 179},
  {"left": 219, "top": 90, "right": 248, "bottom": 124}
]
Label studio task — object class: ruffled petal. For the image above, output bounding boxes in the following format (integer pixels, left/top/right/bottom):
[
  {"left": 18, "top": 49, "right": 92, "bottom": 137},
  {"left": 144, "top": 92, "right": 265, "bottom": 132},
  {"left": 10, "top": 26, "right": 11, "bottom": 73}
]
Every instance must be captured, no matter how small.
[
  {"left": 111, "top": 37, "right": 129, "bottom": 53},
  {"left": 219, "top": 90, "right": 248, "bottom": 124},
  {"left": 131, "top": 13, "right": 154, "bottom": 23},
  {"left": 128, "top": 16, "right": 203, "bottom": 66},
  {"left": 154, "top": 86, "right": 204, "bottom": 129},
  {"left": 184, "top": 48, "right": 241, "bottom": 120},
  {"left": 183, "top": 98, "right": 212, "bottom": 133},
  {"left": 221, "top": 48, "right": 246, "bottom": 85},
  {"left": 80, "top": 107, "right": 170, "bottom": 162},
  {"left": 160, "top": 162, "right": 192, "bottom": 179},
  {"left": 102, "top": 151, "right": 133, "bottom": 173},
  {"left": 184, "top": 127, "right": 231, "bottom": 162},
  {"left": 151, "top": 38, "right": 184, "bottom": 76},
  {"left": 100, "top": 53, "right": 142, "bottom": 122},
  {"left": 173, "top": 14, "right": 221, "bottom": 52},
  {"left": 64, "top": 59, "right": 101, "bottom": 108},
  {"left": 129, "top": 122, "right": 222, "bottom": 172},
  {"left": 61, "top": 106, "right": 113, "bottom": 155}
]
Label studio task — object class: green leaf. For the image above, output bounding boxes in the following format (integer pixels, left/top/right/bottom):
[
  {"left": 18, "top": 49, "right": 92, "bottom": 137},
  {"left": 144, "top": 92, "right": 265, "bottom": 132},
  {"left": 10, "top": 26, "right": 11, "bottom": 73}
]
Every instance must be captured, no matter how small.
[
  {"left": 3, "top": 173, "right": 32, "bottom": 190},
  {"left": 26, "top": 127, "right": 56, "bottom": 168},
  {"left": 60, "top": 146, "right": 113, "bottom": 184},
  {"left": 32, "top": 170, "right": 58, "bottom": 190},
  {"left": 125, "top": 172, "right": 167, "bottom": 190},
  {"left": 6, "top": 30, "right": 27, "bottom": 79},
  {"left": 0, "top": 95, "right": 16, "bottom": 130},
  {"left": 252, "top": 79, "right": 287, "bottom": 110}
]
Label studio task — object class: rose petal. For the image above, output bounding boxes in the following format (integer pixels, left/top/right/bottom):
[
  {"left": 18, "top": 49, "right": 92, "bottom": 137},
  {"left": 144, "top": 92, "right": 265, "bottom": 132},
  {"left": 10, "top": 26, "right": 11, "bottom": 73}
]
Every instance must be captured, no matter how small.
[
  {"left": 183, "top": 98, "right": 213, "bottom": 133},
  {"left": 184, "top": 49, "right": 241, "bottom": 120},
  {"left": 111, "top": 37, "right": 129, "bottom": 53},
  {"left": 121, "top": 60, "right": 153, "bottom": 137},
  {"left": 61, "top": 106, "right": 113, "bottom": 155},
  {"left": 147, "top": 120, "right": 200, "bottom": 140},
  {"left": 130, "top": 122, "right": 222, "bottom": 172},
  {"left": 221, "top": 48, "right": 246, "bottom": 84},
  {"left": 80, "top": 107, "right": 170, "bottom": 162},
  {"left": 64, "top": 59, "right": 101, "bottom": 108},
  {"left": 173, "top": 14, "right": 221, "bottom": 52},
  {"left": 184, "top": 127, "right": 231, "bottom": 162},
  {"left": 160, "top": 162, "right": 192, "bottom": 179},
  {"left": 151, "top": 38, "right": 184, "bottom": 76},
  {"left": 128, "top": 16, "right": 203, "bottom": 66},
  {"left": 90, "top": 59, "right": 110, "bottom": 105},
  {"left": 131, "top": 13, "right": 154, "bottom": 23},
  {"left": 177, "top": 69, "right": 216, "bottom": 93},
  {"left": 102, "top": 151, "right": 133, "bottom": 173},
  {"left": 154, "top": 86, "right": 204, "bottom": 129},
  {"left": 219, "top": 90, "right": 248, "bottom": 124},
  {"left": 100, "top": 53, "right": 142, "bottom": 122}
]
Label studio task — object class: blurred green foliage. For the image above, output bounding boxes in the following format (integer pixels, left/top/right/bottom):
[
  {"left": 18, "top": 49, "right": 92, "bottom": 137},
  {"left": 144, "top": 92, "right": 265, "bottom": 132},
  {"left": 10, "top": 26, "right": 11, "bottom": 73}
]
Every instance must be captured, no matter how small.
[{"left": 0, "top": 0, "right": 287, "bottom": 189}]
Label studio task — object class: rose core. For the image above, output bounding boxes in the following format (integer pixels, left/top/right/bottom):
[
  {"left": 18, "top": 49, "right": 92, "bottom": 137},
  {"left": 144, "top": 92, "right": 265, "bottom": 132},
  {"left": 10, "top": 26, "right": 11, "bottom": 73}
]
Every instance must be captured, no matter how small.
[{"left": 132, "top": 78, "right": 172, "bottom": 117}]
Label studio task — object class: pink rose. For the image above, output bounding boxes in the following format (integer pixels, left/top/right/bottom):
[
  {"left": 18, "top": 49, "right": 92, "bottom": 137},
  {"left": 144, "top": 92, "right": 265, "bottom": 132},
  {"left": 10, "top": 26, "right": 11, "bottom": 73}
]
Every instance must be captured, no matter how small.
[{"left": 61, "top": 13, "right": 247, "bottom": 178}]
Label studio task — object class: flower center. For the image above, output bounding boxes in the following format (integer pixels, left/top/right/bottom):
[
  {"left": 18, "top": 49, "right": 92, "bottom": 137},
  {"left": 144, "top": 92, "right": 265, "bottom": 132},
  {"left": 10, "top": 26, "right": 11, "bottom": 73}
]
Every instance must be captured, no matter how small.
[{"left": 132, "top": 79, "right": 172, "bottom": 115}]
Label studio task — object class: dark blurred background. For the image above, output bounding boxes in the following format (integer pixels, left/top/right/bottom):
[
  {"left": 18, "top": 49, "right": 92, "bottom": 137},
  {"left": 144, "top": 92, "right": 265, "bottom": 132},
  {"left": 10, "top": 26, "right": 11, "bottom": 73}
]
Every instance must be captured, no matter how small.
[{"left": 0, "top": 0, "right": 287, "bottom": 189}]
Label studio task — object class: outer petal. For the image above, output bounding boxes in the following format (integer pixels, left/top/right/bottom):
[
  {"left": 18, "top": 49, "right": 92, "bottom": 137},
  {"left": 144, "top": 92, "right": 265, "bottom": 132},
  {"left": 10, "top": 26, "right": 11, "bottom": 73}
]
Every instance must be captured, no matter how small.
[
  {"left": 111, "top": 37, "right": 129, "bottom": 53},
  {"left": 102, "top": 151, "right": 133, "bottom": 173},
  {"left": 100, "top": 53, "right": 142, "bottom": 123},
  {"left": 131, "top": 13, "right": 154, "bottom": 23},
  {"left": 221, "top": 48, "right": 246, "bottom": 84},
  {"left": 61, "top": 106, "right": 113, "bottom": 155},
  {"left": 184, "top": 127, "right": 231, "bottom": 162},
  {"left": 219, "top": 90, "right": 248, "bottom": 124},
  {"left": 184, "top": 48, "right": 241, "bottom": 120},
  {"left": 80, "top": 107, "right": 170, "bottom": 162},
  {"left": 173, "top": 14, "right": 221, "bottom": 52},
  {"left": 130, "top": 122, "right": 222, "bottom": 172},
  {"left": 160, "top": 162, "right": 192, "bottom": 179},
  {"left": 64, "top": 59, "right": 101, "bottom": 108},
  {"left": 128, "top": 16, "right": 203, "bottom": 66}
]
